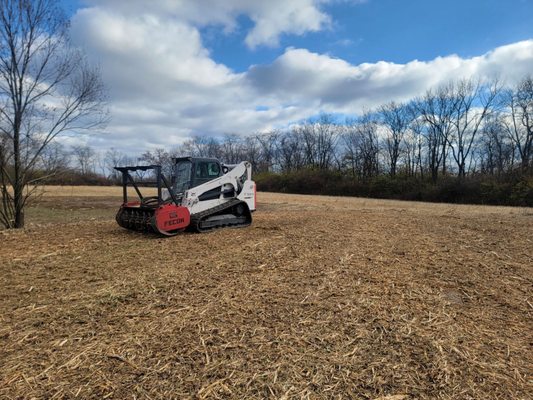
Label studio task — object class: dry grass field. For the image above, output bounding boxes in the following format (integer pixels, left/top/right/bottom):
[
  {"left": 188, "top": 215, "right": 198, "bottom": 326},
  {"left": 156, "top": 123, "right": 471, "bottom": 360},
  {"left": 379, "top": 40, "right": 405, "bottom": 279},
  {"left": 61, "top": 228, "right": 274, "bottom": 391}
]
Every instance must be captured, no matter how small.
[{"left": 1, "top": 186, "right": 532, "bottom": 399}]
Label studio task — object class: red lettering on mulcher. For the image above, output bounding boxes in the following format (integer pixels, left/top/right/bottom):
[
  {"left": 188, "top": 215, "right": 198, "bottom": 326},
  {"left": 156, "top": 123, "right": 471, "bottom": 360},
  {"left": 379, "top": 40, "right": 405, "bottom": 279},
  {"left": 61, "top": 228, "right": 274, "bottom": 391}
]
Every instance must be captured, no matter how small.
[{"left": 154, "top": 205, "right": 190, "bottom": 233}]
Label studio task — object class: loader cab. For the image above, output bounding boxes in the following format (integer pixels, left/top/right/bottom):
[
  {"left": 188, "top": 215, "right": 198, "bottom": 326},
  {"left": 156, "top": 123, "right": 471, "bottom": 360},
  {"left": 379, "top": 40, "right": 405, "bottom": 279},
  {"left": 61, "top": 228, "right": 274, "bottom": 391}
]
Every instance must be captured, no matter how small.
[{"left": 172, "top": 157, "right": 223, "bottom": 195}]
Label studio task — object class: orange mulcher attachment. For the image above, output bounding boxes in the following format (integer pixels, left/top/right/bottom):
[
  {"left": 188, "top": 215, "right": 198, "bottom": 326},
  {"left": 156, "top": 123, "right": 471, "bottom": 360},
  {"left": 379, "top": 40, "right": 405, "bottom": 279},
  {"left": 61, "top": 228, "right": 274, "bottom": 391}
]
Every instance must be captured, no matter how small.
[{"left": 114, "top": 165, "right": 190, "bottom": 236}]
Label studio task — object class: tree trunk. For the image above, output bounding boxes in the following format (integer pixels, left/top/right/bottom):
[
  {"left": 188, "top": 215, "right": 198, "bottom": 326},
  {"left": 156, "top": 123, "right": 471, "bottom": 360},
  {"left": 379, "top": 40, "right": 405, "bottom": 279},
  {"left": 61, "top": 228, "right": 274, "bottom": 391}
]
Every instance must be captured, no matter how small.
[
  {"left": 441, "top": 141, "right": 447, "bottom": 175},
  {"left": 431, "top": 166, "right": 438, "bottom": 183},
  {"left": 13, "top": 112, "right": 24, "bottom": 228},
  {"left": 14, "top": 199, "right": 24, "bottom": 227},
  {"left": 522, "top": 157, "right": 530, "bottom": 172},
  {"left": 458, "top": 163, "right": 466, "bottom": 179}
]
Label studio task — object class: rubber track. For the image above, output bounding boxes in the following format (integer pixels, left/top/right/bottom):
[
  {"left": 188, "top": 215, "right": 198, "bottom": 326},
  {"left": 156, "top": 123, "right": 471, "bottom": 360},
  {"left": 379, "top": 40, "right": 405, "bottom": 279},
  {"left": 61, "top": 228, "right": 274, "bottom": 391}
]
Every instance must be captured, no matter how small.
[{"left": 189, "top": 198, "right": 251, "bottom": 233}]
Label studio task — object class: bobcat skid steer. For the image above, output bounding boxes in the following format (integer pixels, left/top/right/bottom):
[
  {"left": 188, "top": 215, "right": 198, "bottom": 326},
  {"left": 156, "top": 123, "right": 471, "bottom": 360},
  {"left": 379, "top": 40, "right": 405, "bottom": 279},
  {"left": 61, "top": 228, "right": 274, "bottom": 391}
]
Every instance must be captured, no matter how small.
[{"left": 114, "top": 157, "right": 256, "bottom": 236}]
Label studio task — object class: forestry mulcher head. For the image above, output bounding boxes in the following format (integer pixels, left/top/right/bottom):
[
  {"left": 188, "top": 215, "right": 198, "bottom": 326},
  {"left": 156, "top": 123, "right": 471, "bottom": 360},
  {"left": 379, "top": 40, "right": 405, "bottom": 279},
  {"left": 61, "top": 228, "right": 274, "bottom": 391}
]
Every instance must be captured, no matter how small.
[{"left": 114, "top": 158, "right": 256, "bottom": 236}]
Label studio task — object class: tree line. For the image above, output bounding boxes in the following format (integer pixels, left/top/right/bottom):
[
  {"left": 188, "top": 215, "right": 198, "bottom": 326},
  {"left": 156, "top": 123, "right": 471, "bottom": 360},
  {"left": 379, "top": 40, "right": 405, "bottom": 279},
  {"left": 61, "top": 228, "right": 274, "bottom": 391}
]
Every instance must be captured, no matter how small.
[
  {"left": 38, "top": 75, "right": 533, "bottom": 207},
  {"left": 129, "top": 77, "right": 531, "bottom": 180},
  {"left": 129, "top": 76, "right": 532, "bottom": 206}
]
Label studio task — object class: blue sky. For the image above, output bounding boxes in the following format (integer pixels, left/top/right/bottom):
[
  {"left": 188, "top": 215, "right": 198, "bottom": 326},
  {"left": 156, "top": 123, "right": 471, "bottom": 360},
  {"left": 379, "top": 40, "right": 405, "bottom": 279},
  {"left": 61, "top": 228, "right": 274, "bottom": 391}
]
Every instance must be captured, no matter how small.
[
  {"left": 59, "top": 0, "right": 533, "bottom": 152},
  {"left": 202, "top": 0, "right": 533, "bottom": 71}
]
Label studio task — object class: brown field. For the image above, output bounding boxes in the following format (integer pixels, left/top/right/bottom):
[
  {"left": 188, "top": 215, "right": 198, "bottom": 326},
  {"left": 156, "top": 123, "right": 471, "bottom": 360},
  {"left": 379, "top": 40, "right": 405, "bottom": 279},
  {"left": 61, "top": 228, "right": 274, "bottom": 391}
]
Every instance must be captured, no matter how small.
[{"left": 1, "top": 186, "right": 532, "bottom": 399}]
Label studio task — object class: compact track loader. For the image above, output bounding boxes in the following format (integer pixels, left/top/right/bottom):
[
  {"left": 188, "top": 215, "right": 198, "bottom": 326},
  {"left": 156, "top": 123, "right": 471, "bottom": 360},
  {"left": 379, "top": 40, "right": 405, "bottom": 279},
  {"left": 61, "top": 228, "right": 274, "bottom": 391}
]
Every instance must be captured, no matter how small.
[{"left": 114, "top": 157, "right": 256, "bottom": 236}]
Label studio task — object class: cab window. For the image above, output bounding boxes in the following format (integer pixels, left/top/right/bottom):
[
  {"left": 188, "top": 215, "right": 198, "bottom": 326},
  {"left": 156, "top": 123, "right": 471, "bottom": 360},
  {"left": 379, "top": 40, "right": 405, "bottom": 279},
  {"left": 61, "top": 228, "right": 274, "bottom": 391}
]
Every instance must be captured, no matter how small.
[
  {"left": 207, "top": 162, "right": 220, "bottom": 177},
  {"left": 196, "top": 161, "right": 220, "bottom": 178},
  {"left": 174, "top": 160, "right": 192, "bottom": 193}
]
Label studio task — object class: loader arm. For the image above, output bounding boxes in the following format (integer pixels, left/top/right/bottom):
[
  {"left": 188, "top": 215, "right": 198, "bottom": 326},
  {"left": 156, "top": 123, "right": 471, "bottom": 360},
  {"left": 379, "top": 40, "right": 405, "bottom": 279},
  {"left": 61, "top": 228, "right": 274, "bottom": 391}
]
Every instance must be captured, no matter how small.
[{"left": 182, "top": 161, "right": 256, "bottom": 215}]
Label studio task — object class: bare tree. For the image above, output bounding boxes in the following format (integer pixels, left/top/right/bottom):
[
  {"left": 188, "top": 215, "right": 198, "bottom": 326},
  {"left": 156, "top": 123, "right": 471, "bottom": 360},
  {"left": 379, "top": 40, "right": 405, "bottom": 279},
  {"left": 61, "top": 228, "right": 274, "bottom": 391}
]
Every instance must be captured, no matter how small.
[
  {"left": 256, "top": 131, "right": 278, "bottom": 172},
  {"left": 405, "top": 104, "right": 425, "bottom": 177},
  {"left": 378, "top": 101, "right": 410, "bottom": 176},
  {"left": 446, "top": 79, "right": 500, "bottom": 178},
  {"left": 104, "top": 147, "right": 129, "bottom": 181},
  {"left": 0, "top": 0, "right": 106, "bottom": 228},
  {"left": 277, "top": 128, "right": 303, "bottom": 173},
  {"left": 220, "top": 133, "right": 245, "bottom": 164},
  {"left": 342, "top": 122, "right": 361, "bottom": 178},
  {"left": 37, "top": 140, "right": 70, "bottom": 173},
  {"left": 503, "top": 76, "right": 533, "bottom": 171},
  {"left": 71, "top": 144, "right": 95, "bottom": 175},
  {"left": 413, "top": 84, "right": 457, "bottom": 182},
  {"left": 241, "top": 135, "right": 262, "bottom": 172},
  {"left": 343, "top": 113, "right": 380, "bottom": 179},
  {"left": 139, "top": 148, "right": 174, "bottom": 176},
  {"left": 298, "top": 114, "right": 339, "bottom": 170},
  {"left": 314, "top": 114, "right": 340, "bottom": 170},
  {"left": 479, "top": 114, "right": 515, "bottom": 175},
  {"left": 185, "top": 135, "right": 222, "bottom": 159},
  {"left": 403, "top": 128, "right": 421, "bottom": 177},
  {"left": 297, "top": 123, "right": 316, "bottom": 168}
]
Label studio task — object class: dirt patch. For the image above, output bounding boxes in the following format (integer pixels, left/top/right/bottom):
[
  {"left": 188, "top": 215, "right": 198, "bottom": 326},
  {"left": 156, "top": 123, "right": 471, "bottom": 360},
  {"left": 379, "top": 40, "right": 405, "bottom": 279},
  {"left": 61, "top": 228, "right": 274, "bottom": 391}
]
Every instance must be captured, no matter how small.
[{"left": 1, "top": 190, "right": 532, "bottom": 399}]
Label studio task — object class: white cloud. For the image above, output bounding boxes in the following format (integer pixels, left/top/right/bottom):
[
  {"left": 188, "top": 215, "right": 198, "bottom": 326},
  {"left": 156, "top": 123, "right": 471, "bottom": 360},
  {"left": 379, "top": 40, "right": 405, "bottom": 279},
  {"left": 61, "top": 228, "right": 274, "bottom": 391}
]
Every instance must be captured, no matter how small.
[
  {"left": 69, "top": 2, "right": 533, "bottom": 154},
  {"left": 243, "top": 1, "right": 330, "bottom": 48},
  {"left": 72, "top": 7, "right": 234, "bottom": 95},
  {"left": 246, "top": 41, "right": 533, "bottom": 112},
  {"left": 82, "top": 0, "right": 333, "bottom": 49}
]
